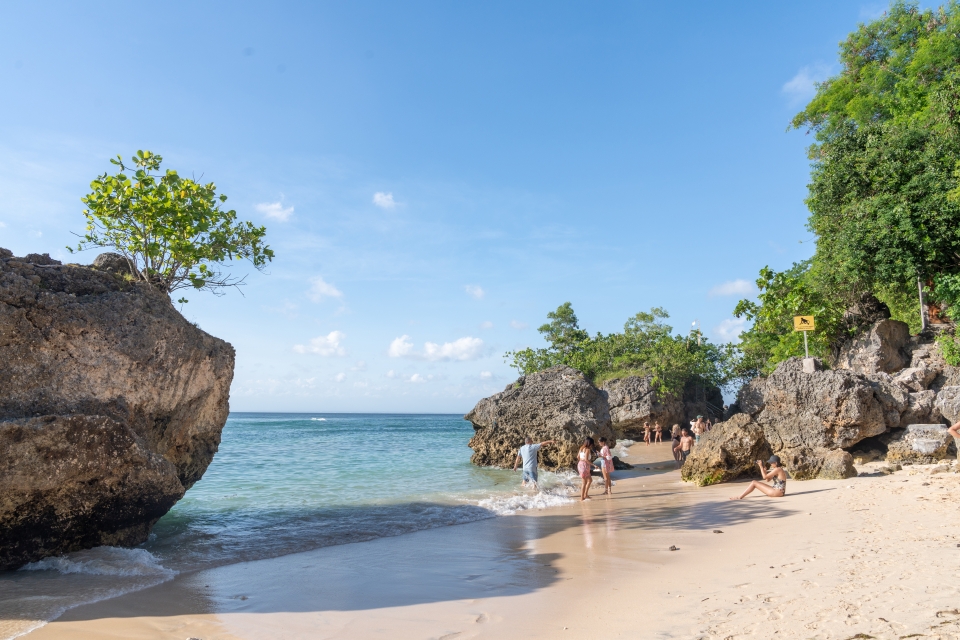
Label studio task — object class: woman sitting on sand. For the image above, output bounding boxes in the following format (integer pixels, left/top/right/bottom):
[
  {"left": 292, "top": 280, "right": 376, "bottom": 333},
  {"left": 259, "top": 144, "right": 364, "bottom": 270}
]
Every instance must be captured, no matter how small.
[
  {"left": 577, "top": 437, "right": 598, "bottom": 501},
  {"left": 730, "top": 456, "right": 787, "bottom": 500}
]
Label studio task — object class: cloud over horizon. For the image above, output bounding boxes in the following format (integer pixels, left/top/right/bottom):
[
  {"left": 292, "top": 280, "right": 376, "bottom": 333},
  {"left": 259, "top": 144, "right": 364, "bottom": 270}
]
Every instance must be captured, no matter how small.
[
  {"left": 255, "top": 201, "right": 294, "bottom": 221},
  {"left": 782, "top": 64, "right": 833, "bottom": 105},
  {"left": 714, "top": 317, "right": 747, "bottom": 342},
  {"left": 293, "top": 330, "right": 347, "bottom": 356},
  {"left": 708, "top": 279, "right": 756, "bottom": 297},
  {"left": 388, "top": 335, "right": 486, "bottom": 361}
]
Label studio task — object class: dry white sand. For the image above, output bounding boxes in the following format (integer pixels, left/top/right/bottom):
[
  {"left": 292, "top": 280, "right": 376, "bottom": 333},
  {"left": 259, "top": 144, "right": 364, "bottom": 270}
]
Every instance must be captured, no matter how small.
[{"left": 20, "top": 442, "right": 960, "bottom": 639}]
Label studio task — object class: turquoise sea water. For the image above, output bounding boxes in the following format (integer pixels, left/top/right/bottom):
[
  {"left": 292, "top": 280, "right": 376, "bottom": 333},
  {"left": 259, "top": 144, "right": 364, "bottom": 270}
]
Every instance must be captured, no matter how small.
[{"left": 1, "top": 413, "right": 592, "bottom": 638}]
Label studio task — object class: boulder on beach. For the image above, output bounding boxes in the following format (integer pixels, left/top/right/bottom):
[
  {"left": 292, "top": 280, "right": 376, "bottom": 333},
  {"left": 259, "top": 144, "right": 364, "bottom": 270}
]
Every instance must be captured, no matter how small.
[
  {"left": 0, "top": 250, "right": 234, "bottom": 570},
  {"left": 739, "top": 357, "right": 888, "bottom": 451},
  {"left": 935, "top": 386, "right": 960, "bottom": 424},
  {"left": 885, "top": 424, "right": 956, "bottom": 464},
  {"left": 465, "top": 365, "right": 616, "bottom": 470},
  {"left": 680, "top": 414, "right": 773, "bottom": 486}
]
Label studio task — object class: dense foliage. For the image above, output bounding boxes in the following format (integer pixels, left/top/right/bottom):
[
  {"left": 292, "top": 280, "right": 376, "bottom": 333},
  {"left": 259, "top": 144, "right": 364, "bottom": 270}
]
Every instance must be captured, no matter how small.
[
  {"left": 72, "top": 150, "right": 274, "bottom": 301},
  {"left": 506, "top": 303, "right": 734, "bottom": 395},
  {"left": 737, "top": 1, "right": 960, "bottom": 373}
]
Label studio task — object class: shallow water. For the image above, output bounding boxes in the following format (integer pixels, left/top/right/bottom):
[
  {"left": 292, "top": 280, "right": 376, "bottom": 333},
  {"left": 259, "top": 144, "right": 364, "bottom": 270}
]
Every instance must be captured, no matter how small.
[{"left": 0, "top": 413, "right": 589, "bottom": 638}]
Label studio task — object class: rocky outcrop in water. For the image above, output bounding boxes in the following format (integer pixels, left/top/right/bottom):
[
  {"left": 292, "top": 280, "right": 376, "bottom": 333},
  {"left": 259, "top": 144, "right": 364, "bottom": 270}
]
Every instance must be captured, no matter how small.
[
  {"left": 0, "top": 249, "right": 234, "bottom": 570},
  {"left": 465, "top": 365, "right": 616, "bottom": 470}
]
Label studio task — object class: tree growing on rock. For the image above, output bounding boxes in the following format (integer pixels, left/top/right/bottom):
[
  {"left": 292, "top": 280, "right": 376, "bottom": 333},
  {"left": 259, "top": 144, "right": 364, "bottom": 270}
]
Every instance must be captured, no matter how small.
[{"left": 72, "top": 150, "right": 274, "bottom": 302}]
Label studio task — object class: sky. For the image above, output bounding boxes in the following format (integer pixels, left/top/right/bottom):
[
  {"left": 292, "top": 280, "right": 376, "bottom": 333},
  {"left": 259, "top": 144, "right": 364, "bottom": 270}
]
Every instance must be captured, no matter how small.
[{"left": 0, "top": 1, "right": 898, "bottom": 412}]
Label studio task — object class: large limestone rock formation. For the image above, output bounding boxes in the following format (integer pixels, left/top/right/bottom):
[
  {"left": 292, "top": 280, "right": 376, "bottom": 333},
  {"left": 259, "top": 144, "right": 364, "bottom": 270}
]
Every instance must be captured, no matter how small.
[
  {"left": 835, "top": 319, "right": 911, "bottom": 375},
  {"left": 601, "top": 375, "right": 723, "bottom": 437},
  {"left": 935, "top": 386, "right": 960, "bottom": 424},
  {"left": 0, "top": 250, "right": 234, "bottom": 570},
  {"left": 465, "top": 365, "right": 615, "bottom": 470},
  {"left": 680, "top": 414, "right": 773, "bottom": 486}
]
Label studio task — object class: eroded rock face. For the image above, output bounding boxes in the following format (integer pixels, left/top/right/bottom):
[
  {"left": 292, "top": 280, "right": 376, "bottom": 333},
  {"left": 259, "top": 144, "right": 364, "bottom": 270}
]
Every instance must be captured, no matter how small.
[
  {"left": 465, "top": 365, "right": 615, "bottom": 470},
  {"left": 935, "top": 386, "right": 960, "bottom": 424},
  {"left": 0, "top": 250, "right": 234, "bottom": 569},
  {"left": 835, "top": 319, "right": 911, "bottom": 375},
  {"left": 739, "top": 358, "right": 888, "bottom": 451},
  {"left": 601, "top": 375, "right": 723, "bottom": 437},
  {"left": 600, "top": 376, "right": 683, "bottom": 435},
  {"left": 680, "top": 414, "right": 773, "bottom": 486}
]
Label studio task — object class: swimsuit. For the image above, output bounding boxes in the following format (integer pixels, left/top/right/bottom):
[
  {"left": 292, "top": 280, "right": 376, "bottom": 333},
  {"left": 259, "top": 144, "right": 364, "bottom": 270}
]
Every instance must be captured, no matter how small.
[{"left": 771, "top": 477, "right": 786, "bottom": 493}]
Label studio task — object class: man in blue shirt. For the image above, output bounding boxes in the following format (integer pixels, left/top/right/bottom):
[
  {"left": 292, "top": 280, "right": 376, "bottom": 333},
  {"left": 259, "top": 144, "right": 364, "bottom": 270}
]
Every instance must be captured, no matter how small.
[{"left": 513, "top": 436, "right": 556, "bottom": 488}]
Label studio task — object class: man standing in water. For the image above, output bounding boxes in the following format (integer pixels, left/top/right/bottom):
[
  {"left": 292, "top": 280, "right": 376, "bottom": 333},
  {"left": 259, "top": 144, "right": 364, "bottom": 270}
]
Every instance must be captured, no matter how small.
[{"left": 514, "top": 437, "right": 556, "bottom": 489}]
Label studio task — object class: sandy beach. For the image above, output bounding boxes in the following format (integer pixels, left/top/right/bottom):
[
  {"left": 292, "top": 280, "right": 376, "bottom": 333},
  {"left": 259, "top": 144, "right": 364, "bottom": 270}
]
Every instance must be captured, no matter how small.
[{"left": 18, "top": 442, "right": 960, "bottom": 639}]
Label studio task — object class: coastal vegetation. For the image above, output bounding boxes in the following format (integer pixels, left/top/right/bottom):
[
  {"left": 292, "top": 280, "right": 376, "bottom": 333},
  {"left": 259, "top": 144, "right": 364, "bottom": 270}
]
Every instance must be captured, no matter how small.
[
  {"left": 505, "top": 302, "right": 734, "bottom": 395},
  {"left": 735, "top": 1, "right": 960, "bottom": 374},
  {"left": 71, "top": 150, "right": 274, "bottom": 303}
]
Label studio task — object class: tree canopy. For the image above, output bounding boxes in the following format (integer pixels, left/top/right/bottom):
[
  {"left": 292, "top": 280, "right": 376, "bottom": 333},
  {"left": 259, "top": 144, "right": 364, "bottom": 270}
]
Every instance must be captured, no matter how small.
[
  {"left": 73, "top": 150, "right": 274, "bottom": 301},
  {"left": 506, "top": 303, "right": 734, "bottom": 396},
  {"left": 736, "top": 1, "right": 960, "bottom": 375}
]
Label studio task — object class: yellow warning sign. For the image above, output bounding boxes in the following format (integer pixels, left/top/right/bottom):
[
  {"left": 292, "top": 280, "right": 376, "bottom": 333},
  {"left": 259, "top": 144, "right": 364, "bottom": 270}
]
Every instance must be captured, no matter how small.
[{"left": 793, "top": 316, "right": 815, "bottom": 331}]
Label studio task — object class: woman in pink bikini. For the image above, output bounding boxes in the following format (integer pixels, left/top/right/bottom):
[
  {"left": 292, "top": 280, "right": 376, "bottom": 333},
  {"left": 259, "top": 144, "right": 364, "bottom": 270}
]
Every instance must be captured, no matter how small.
[
  {"left": 598, "top": 437, "right": 615, "bottom": 495},
  {"left": 577, "top": 437, "right": 598, "bottom": 501}
]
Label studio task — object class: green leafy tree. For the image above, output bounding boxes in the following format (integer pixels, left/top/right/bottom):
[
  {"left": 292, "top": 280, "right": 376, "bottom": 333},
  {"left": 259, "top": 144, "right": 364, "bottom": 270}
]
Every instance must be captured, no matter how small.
[
  {"left": 72, "top": 150, "right": 274, "bottom": 301},
  {"left": 792, "top": 1, "right": 960, "bottom": 317},
  {"left": 506, "top": 303, "right": 732, "bottom": 396}
]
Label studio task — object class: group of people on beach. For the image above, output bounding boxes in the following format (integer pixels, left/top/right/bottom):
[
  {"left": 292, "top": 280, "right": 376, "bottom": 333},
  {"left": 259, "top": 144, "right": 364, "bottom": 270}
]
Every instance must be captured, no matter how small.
[
  {"left": 514, "top": 435, "right": 614, "bottom": 501},
  {"left": 515, "top": 419, "right": 960, "bottom": 503}
]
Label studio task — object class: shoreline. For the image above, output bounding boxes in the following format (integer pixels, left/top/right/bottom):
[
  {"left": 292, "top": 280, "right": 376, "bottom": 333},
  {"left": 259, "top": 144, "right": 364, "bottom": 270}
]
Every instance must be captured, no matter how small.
[{"left": 14, "top": 442, "right": 960, "bottom": 639}]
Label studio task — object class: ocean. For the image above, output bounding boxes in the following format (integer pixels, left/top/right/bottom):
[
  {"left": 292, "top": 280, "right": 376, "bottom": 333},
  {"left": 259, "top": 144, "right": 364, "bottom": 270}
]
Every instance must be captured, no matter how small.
[{"left": 0, "top": 413, "right": 627, "bottom": 639}]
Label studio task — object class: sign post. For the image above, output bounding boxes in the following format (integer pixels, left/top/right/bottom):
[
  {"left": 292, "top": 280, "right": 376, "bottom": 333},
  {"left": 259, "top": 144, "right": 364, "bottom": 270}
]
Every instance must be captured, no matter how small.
[{"left": 793, "top": 315, "right": 815, "bottom": 358}]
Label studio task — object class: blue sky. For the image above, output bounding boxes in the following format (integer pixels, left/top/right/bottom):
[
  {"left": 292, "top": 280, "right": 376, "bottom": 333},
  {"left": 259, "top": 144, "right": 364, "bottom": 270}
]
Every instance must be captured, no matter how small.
[{"left": 0, "top": 1, "right": 894, "bottom": 412}]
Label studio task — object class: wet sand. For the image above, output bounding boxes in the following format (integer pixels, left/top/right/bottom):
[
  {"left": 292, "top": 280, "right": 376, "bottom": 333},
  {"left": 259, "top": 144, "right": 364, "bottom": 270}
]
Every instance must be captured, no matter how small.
[{"left": 20, "top": 442, "right": 960, "bottom": 639}]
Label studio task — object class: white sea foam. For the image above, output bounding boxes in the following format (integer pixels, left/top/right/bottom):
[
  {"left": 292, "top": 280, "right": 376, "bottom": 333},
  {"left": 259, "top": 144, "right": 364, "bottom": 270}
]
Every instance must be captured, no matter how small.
[
  {"left": 310, "top": 417, "right": 327, "bottom": 421},
  {"left": 613, "top": 439, "right": 635, "bottom": 458},
  {"left": 477, "top": 489, "right": 575, "bottom": 515},
  {"left": 19, "top": 547, "right": 175, "bottom": 578}
]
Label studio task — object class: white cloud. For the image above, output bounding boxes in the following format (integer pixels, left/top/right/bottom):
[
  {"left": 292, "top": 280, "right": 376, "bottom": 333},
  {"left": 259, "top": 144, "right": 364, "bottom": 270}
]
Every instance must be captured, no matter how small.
[
  {"left": 714, "top": 318, "right": 748, "bottom": 342},
  {"left": 307, "top": 276, "right": 343, "bottom": 302},
  {"left": 480, "top": 320, "right": 494, "bottom": 330},
  {"left": 782, "top": 64, "right": 833, "bottom": 105},
  {"left": 372, "top": 192, "right": 397, "bottom": 209},
  {"left": 510, "top": 320, "right": 528, "bottom": 330},
  {"left": 480, "top": 371, "right": 493, "bottom": 379},
  {"left": 388, "top": 335, "right": 415, "bottom": 358},
  {"left": 708, "top": 279, "right": 756, "bottom": 297},
  {"left": 256, "top": 201, "right": 294, "bottom": 221},
  {"left": 464, "top": 285, "right": 485, "bottom": 299},
  {"left": 334, "top": 372, "right": 347, "bottom": 383},
  {"left": 352, "top": 360, "right": 367, "bottom": 371},
  {"left": 408, "top": 373, "right": 426, "bottom": 383},
  {"left": 293, "top": 330, "right": 347, "bottom": 357},
  {"left": 386, "top": 369, "right": 398, "bottom": 379},
  {"left": 388, "top": 335, "right": 486, "bottom": 361}
]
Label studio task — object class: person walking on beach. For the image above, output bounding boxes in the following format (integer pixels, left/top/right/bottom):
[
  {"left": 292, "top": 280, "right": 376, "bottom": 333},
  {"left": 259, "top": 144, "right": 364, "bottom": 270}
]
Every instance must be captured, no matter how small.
[
  {"left": 513, "top": 437, "right": 556, "bottom": 489},
  {"left": 578, "top": 437, "right": 599, "bottom": 501},
  {"left": 730, "top": 456, "right": 787, "bottom": 499},
  {"left": 654, "top": 422, "right": 663, "bottom": 443},
  {"left": 598, "top": 437, "right": 615, "bottom": 495},
  {"left": 673, "top": 428, "right": 694, "bottom": 467},
  {"left": 643, "top": 422, "right": 652, "bottom": 445}
]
